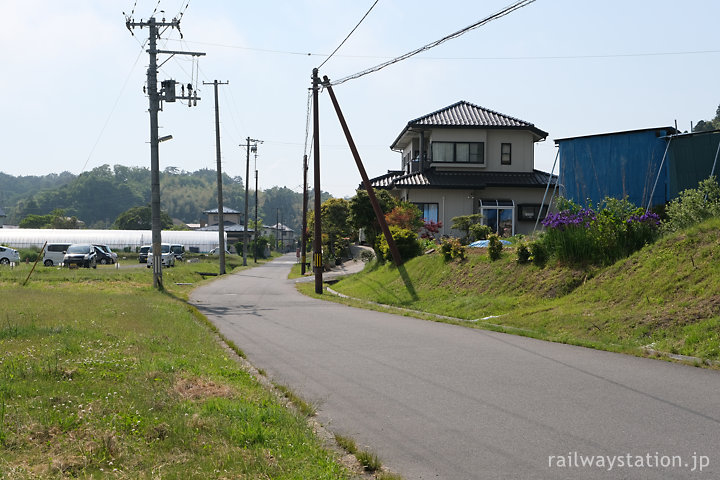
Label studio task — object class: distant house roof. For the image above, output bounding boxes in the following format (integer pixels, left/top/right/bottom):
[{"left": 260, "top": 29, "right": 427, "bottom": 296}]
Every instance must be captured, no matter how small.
[
  {"left": 264, "top": 223, "right": 294, "bottom": 233},
  {"left": 203, "top": 207, "right": 242, "bottom": 214},
  {"left": 198, "top": 221, "right": 252, "bottom": 233},
  {"left": 368, "top": 168, "right": 556, "bottom": 190},
  {"left": 391, "top": 101, "right": 548, "bottom": 150}
]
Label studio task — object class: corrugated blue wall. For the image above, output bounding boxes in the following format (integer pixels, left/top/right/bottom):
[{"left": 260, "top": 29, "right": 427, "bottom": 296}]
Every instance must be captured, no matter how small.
[{"left": 557, "top": 128, "right": 672, "bottom": 208}]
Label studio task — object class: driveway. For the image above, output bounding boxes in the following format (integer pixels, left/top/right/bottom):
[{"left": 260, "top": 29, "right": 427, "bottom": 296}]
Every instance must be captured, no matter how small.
[{"left": 190, "top": 254, "right": 720, "bottom": 479}]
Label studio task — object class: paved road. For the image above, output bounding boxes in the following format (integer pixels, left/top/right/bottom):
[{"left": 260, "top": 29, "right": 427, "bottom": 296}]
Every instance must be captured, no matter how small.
[{"left": 190, "top": 255, "right": 720, "bottom": 480}]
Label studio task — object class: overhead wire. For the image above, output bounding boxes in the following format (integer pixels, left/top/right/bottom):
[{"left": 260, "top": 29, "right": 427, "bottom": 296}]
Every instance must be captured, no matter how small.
[
  {"left": 164, "top": 37, "right": 720, "bottom": 62},
  {"left": 328, "top": 0, "right": 536, "bottom": 86},
  {"left": 80, "top": 43, "right": 148, "bottom": 174},
  {"left": 317, "top": 0, "right": 379, "bottom": 70}
]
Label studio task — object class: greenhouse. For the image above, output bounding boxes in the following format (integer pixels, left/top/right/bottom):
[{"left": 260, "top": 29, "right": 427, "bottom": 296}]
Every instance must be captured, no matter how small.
[{"left": 0, "top": 229, "right": 225, "bottom": 253}]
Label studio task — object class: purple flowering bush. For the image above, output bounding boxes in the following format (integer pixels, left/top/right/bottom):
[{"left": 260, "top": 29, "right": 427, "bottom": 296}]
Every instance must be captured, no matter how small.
[{"left": 540, "top": 197, "right": 661, "bottom": 265}]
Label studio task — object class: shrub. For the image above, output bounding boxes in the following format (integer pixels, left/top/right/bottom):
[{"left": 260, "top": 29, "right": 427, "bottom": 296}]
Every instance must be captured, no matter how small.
[
  {"left": 487, "top": 233, "right": 503, "bottom": 261},
  {"left": 19, "top": 248, "right": 40, "bottom": 263},
  {"left": 440, "top": 237, "right": 466, "bottom": 261},
  {"left": 663, "top": 176, "right": 720, "bottom": 233},
  {"left": 516, "top": 242, "right": 531, "bottom": 264},
  {"left": 469, "top": 223, "right": 492, "bottom": 241},
  {"left": 529, "top": 240, "right": 548, "bottom": 267},
  {"left": 376, "top": 227, "right": 422, "bottom": 263}
]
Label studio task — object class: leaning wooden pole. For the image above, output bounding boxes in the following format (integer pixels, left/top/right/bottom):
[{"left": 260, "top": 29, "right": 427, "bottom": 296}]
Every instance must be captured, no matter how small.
[
  {"left": 312, "top": 69, "right": 323, "bottom": 293},
  {"left": 323, "top": 76, "right": 402, "bottom": 266}
]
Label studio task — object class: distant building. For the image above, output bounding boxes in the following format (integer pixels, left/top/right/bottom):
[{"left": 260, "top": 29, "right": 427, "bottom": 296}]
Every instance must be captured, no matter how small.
[
  {"left": 0, "top": 207, "right": 5, "bottom": 228},
  {"left": 198, "top": 207, "right": 251, "bottom": 251},
  {"left": 262, "top": 223, "right": 295, "bottom": 251}
]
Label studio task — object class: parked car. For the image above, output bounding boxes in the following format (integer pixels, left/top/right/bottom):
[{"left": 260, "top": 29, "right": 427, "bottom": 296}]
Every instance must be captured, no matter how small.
[
  {"left": 63, "top": 244, "right": 97, "bottom": 268},
  {"left": 93, "top": 245, "right": 115, "bottom": 264},
  {"left": 43, "top": 243, "right": 72, "bottom": 266},
  {"left": 138, "top": 245, "right": 151, "bottom": 263},
  {"left": 147, "top": 243, "right": 175, "bottom": 268},
  {"left": 170, "top": 244, "right": 184, "bottom": 261},
  {"left": 0, "top": 245, "right": 20, "bottom": 265},
  {"left": 93, "top": 244, "right": 117, "bottom": 264}
]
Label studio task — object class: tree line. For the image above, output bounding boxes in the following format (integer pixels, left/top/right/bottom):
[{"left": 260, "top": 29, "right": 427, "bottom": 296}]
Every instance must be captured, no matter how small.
[{"left": 1, "top": 164, "right": 331, "bottom": 233}]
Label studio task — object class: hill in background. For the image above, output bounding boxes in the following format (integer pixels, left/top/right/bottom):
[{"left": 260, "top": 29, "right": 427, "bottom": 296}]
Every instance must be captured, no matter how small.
[{"left": 1, "top": 165, "right": 331, "bottom": 231}]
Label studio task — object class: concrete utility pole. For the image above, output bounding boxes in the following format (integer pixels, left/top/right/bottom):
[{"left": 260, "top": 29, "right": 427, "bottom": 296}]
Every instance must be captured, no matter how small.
[
  {"left": 203, "top": 80, "right": 229, "bottom": 275},
  {"left": 243, "top": 138, "right": 262, "bottom": 266},
  {"left": 126, "top": 15, "right": 205, "bottom": 290}
]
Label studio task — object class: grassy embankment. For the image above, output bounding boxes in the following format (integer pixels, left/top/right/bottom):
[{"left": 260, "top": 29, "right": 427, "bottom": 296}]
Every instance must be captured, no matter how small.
[
  {"left": 0, "top": 255, "right": 354, "bottom": 479},
  {"left": 306, "top": 218, "right": 720, "bottom": 363}
]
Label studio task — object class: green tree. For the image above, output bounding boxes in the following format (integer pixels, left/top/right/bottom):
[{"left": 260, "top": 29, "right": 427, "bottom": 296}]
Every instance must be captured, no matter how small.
[
  {"left": 113, "top": 205, "right": 173, "bottom": 230},
  {"left": 693, "top": 103, "right": 720, "bottom": 132},
  {"left": 349, "top": 189, "right": 398, "bottom": 246}
]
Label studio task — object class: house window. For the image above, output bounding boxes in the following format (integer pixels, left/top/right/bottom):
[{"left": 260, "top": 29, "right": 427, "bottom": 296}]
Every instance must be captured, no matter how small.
[
  {"left": 501, "top": 143, "right": 512, "bottom": 165},
  {"left": 517, "top": 204, "right": 546, "bottom": 222},
  {"left": 431, "top": 142, "right": 484, "bottom": 165},
  {"left": 413, "top": 203, "right": 439, "bottom": 223},
  {"left": 480, "top": 199, "right": 515, "bottom": 236}
]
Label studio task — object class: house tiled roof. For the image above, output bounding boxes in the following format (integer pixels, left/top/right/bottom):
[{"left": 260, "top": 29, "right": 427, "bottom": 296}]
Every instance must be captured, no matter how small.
[
  {"left": 367, "top": 168, "right": 556, "bottom": 190},
  {"left": 198, "top": 221, "right": 252, "bottom": 233},
  {"left": 203, "top": 207, "right": 242, "bottom": 214},
  {"left": 391, "top": 101, "right": 548, "bottom": 149}
]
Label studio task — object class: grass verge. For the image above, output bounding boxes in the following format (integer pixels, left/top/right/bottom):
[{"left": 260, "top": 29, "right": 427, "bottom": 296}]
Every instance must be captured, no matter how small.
[
  {"left": 0, "top": 258, "right": 351, "bottom": 479},
  {"left": 308, "top": 218, "right": 720, "bottom": 366}
]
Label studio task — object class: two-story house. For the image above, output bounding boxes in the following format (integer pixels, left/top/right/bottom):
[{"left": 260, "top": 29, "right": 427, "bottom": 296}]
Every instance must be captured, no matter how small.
[{"left": 369, "top": 101, "right": 556, "bottom": 237}]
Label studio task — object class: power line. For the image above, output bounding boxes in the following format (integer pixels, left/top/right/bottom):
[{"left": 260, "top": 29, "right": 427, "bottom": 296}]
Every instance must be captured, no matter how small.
[
  {"left": 165, "top": 37, "right": 720, "bottom": 62},
  {"left": 328, "top": 0, "right": 537, "bottom": 86},
  {"left": 317, "top": 0, "right": 379, "bottom": 70}
]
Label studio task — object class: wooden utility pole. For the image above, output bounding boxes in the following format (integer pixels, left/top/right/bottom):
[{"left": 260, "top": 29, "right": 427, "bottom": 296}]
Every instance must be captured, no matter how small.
[
  {"left": 301, "top": 154, "right": 308, "bottom": 275},
  {"left": 243, "top": 138, "right": 262, "bottom": 266},
  {"left": 312, "top": 69, "right": 323, "bottom": 293},
  {"left": 126, "top": 15, "right": 205, "bottom": 289},
  {"left": 203, "top": 80, "right": 229, "bottom": 275}
]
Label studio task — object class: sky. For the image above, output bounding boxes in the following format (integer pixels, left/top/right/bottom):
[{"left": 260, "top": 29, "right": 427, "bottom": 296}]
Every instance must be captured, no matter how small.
[{"left": 2, "top": 0, "right": 719, "bottom": 200}]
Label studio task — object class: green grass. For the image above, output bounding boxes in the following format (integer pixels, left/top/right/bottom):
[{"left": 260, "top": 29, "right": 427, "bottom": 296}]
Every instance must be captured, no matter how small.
[
  {"left": 0, "top": 258, "right": 351, "bottom": 479},
  {"left": 320, "top": 218, "right": 720, "bottom": 364}
]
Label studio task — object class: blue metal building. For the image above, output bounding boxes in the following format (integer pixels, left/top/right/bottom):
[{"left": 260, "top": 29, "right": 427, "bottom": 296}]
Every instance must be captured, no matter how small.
[{"left": 555, "top": 127, "right": 675, "bottom": 208}]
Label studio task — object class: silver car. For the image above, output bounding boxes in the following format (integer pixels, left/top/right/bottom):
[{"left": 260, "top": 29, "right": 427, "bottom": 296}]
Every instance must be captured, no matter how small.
[{"left": 0, "top": 245, "right": 20, "bottom": 265}]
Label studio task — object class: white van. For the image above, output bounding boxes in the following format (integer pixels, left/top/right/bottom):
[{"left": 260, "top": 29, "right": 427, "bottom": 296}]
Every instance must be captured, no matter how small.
[{"left": 43, "top": 243, "right": 72, "bottom": 266}]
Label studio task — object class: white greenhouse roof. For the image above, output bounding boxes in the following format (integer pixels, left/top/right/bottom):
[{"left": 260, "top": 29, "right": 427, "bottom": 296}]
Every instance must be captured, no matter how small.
[{"left": 0, "top": 229, "right": 226, "bottom": 253}]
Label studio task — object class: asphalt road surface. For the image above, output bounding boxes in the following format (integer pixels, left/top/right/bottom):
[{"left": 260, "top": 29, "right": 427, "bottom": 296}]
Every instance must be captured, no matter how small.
[{"left": 190, "top": 254, "right": 720, "bottom": 480}]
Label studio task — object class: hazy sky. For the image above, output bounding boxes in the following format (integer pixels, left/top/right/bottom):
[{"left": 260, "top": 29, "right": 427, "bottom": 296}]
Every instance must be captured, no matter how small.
[{"left": 2, "top": 0, "right": 719, "bottom": 199}]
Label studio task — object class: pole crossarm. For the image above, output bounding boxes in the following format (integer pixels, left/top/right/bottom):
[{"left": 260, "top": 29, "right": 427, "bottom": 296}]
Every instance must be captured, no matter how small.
[{"left": 157, "top": 49, "right": 206, "bottom": 57}]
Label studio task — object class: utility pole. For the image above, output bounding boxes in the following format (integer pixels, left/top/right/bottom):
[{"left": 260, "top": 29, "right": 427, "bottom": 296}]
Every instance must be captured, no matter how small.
[
  {"left": 254, "top": 166, "right": 259, "bottom": 263},
  {"left": 301, "top": 154, "right": 308, "bottom": 275},
  {"left": 312, "top": 68, "right": 323, "bottom": 293},
  {"left": 243, "top": 138, "right": 262, "bottom": 266},
  {"left": 276, "top": 208, "right": 280, "bottom": 251},
  {"left": 126, "top": 15, "right": 205, "bottom": 290},
  {"left": 203, "top": 80, "right": 229, "bottom": 275}
]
